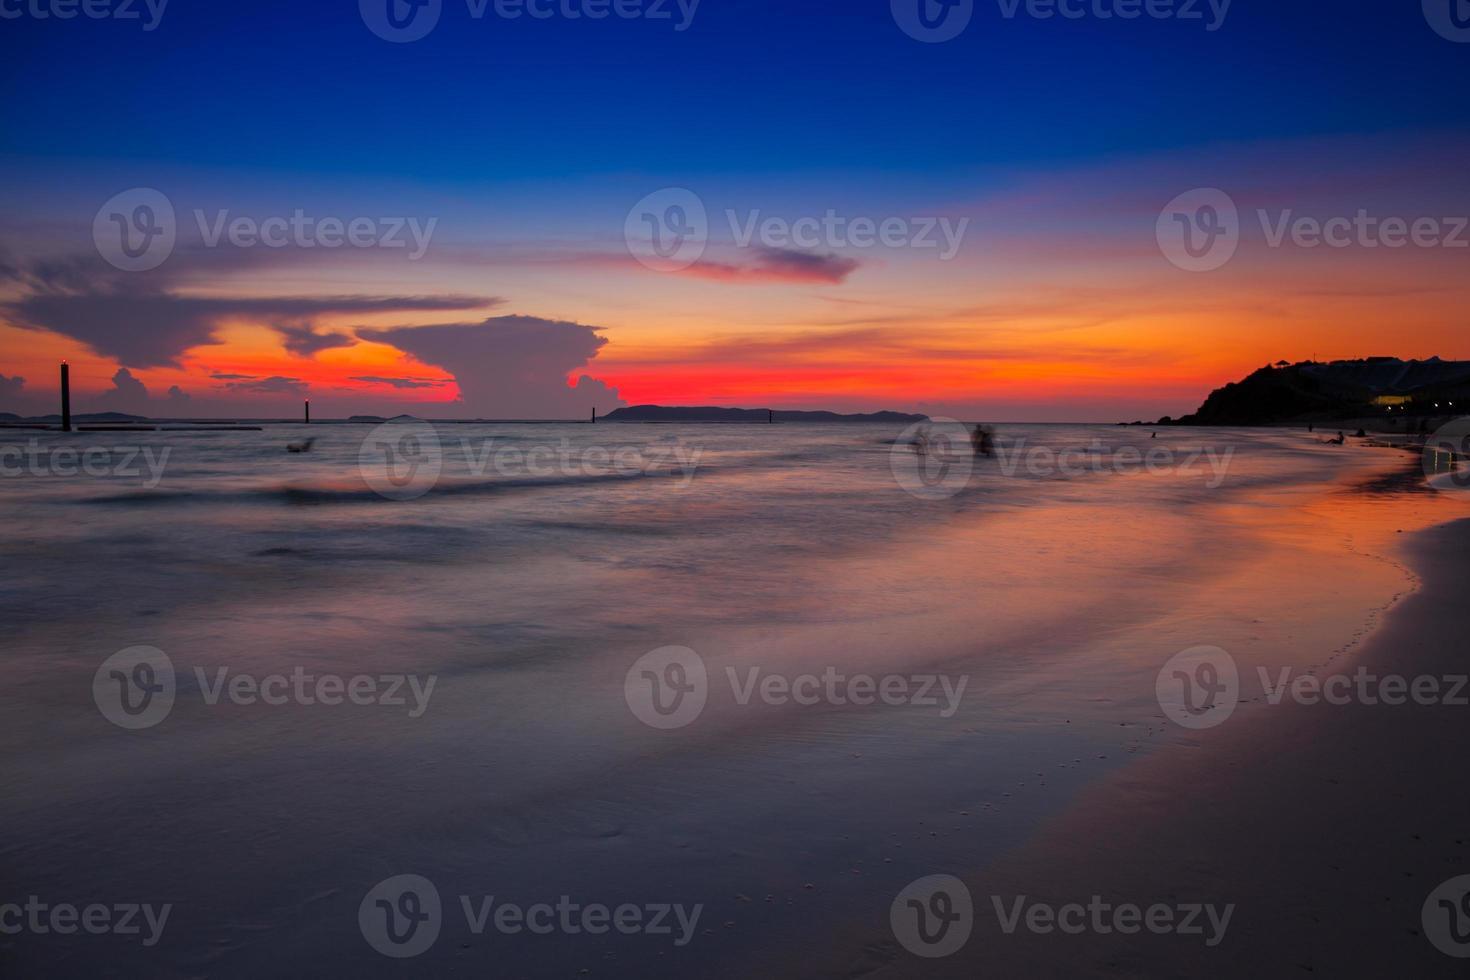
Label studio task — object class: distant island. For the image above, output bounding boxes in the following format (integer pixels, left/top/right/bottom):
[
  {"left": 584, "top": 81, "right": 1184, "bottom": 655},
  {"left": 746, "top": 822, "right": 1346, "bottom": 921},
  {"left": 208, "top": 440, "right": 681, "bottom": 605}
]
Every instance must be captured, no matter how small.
[
  {"left": 0, "top": 411, "right": 148, "bottom": 423},
  {"left": 603, "top": 405, "right": 929, "bottom": 423},
  {"left": 1142, "top": 357, "right": 1470, "bottom": 428}
]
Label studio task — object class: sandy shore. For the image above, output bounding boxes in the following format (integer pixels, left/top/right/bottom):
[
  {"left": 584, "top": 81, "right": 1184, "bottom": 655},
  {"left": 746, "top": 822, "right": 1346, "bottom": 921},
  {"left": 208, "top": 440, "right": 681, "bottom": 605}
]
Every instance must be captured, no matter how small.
[{"left": 869, "top": 514, "right": 1470, "bottom": 978}]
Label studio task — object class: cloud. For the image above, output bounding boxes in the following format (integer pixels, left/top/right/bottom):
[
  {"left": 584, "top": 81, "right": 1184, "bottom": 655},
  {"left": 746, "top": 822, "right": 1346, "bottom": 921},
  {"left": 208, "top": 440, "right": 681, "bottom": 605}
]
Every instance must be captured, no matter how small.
[
  {"left": 209, "top": 373, "right": 258, "bottom": 381},
  {"left": 0, "top": 256, "right": 500, "bottom": 368},
  {"left": 605, "top": 323, "right": 1142, "bottom": 372},
  {"left": 424, "top": 243, "right": 864, "bottom": 287},
  {"left": 682, "top": 247, "right": 860, "bottom": 285},
  {"left": 5, "top": 285, "right": 498, "bottom": 369},
  {"left": 276, "top": 323, "right": 358, "bottom": 357},
  {"left": 514, "top": 245, "right": 861, "bottom": 285},
  {"left": 92, "top": 368, "right": 151, "bottom": 413},
  {"left": 215, "top": 376, "right": 309, "bottom": 395},
  {"left": 166, "top": 385, "right": 191, "bottom": 404},
  {"left": 348, "top": 375, "right": 450, "bottom": 390},
  {"left": 0, "top": 373, "right": 25, "bottom": 401},
  {"left": 359, "top": 315, "right": 624, "bottom": 419}
]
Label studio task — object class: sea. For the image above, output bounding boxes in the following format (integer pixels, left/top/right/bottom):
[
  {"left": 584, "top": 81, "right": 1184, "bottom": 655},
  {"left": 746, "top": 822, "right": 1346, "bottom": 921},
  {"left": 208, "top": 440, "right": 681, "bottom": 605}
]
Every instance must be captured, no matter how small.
[{"left": 0, "top": 421, "right": 1460, "bottom": 977}]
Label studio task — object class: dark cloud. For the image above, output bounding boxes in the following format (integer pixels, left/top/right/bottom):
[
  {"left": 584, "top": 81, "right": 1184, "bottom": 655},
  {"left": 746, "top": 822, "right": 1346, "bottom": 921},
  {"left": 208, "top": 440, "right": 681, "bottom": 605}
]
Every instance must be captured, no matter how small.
[
  {"left": 0, "top": 374, "right": 25, "bottom": 400},
  {"left": 358, "top": 315, "right": 624, "bottom": 419},
  {"left": 3, "top": 253, "right": 101, "bottom": 292},
  {"left": 6, "top": 288, "right": 498, "bottom": 369},
  {"left": 423, "top": 243, "right": 863, "bottom": 287},
  {"left": 348, "top": 376, "right": 449, "bottom": 390},
  {"left": 92, "top": 368, "right": 151, "bottom": 413},
  {"left": 166, "top": 385, "right": 191, "bottom": 403},
  {"left": 209, "top": 373, "right": 258, "bottom": 381},
  {"left": 683, "top": 247, "right": 860, "bottom": 285},
  {"left": 216, "top": 376, "right": 308, "bottom": 395},
  {"left": 7, "top": 286, "right": 228, "bottom": 370},
  {"left": 0, "top": 255, "right": 500, "bottom": 368},
  {"left": 276, "top": 323, "right": 358, "bottom": 357}
]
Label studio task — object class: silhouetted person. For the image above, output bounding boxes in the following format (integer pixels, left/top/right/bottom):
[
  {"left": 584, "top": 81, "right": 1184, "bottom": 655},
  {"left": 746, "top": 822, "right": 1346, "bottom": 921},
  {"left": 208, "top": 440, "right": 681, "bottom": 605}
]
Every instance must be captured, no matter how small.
[{"left": 972, "top": 425, "right": 994, "bottom": 457}]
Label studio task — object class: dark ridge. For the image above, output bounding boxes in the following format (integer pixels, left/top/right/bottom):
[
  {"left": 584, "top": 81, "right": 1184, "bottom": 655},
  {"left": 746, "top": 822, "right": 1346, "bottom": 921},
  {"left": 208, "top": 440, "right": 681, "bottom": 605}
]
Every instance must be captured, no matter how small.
[
  {"left": 1149, "top": 357, "right": 1470, "bottom": 426},
  {"left": 604, "top": 405, "right": 928, "bottom": 423}
]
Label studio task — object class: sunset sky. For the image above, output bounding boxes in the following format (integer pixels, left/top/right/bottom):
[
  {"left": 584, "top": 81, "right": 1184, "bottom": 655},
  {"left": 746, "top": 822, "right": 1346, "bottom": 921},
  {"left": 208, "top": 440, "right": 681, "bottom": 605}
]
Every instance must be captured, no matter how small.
[{"left": 2, "top": 1, "right": 1467, "bottom": 420}]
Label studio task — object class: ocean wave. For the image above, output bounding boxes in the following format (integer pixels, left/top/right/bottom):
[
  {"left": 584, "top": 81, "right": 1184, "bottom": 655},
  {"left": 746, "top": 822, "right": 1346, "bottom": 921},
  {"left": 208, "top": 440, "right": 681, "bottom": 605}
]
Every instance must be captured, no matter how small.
[{"left": 73, "top": 467, "right": 708, "bottom": 509}]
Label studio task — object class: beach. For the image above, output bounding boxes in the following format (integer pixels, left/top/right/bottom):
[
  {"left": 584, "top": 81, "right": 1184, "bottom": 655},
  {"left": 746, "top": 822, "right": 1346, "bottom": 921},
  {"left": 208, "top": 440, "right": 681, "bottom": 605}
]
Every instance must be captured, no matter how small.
[
  {"left": 860, "top": 515, "right": 1470, "bottom": 979},
  {"left": 0, "top": 423, "right": 1465, "bottom": 977}
]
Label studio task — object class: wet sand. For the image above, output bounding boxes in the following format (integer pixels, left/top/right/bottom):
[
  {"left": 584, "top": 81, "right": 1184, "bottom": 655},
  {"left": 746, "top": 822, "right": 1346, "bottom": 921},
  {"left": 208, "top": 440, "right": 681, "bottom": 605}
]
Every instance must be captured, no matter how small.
[{"left": 870, "top": 515, "right": 1470, "bottom": 977}]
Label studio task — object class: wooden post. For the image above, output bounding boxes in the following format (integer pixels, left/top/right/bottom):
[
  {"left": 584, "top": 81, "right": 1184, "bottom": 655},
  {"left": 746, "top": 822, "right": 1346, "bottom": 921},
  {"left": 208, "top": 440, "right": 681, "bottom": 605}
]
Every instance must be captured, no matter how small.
[
  {"left": 304, "top": 399, "right": 310, "bottom": 424},
  {"left": 60, "top": 361, "right": 72, "bottom": 432},
  {"left": 591, "top": 407, "right": 596, "bottom": 424}
]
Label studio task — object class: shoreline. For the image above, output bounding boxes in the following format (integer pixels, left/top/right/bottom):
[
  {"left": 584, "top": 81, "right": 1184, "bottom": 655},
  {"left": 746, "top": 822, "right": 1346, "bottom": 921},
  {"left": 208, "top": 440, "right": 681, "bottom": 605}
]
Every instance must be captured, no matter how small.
[
  {"left": 669, "top": 440, "right": 1460, "bottom": 980},
  {"left": 882, "top": 511, "right": 1470, "bottom": 977}
]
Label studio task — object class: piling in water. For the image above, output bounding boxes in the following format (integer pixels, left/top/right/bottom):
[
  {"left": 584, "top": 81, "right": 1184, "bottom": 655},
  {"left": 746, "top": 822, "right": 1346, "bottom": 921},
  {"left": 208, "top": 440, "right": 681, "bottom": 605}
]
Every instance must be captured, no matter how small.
[
  {"left": 60, "top": 361, "right": 72, "bottom": 433},
  {"left": 304, "top": 399, "right": 311, "bottom": 424}
]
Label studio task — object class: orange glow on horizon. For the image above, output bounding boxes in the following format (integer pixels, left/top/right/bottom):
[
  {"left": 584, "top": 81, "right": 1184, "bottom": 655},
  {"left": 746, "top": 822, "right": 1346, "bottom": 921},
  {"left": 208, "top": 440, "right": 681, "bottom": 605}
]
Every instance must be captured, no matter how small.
[{"left": 3, "top": 236, "right": 1468, "bottom": 418}]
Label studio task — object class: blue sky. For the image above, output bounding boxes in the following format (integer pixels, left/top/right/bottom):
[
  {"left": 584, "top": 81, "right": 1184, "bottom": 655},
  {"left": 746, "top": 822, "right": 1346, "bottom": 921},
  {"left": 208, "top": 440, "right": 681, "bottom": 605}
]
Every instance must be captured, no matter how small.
[{"left": 5, "top": 1, "right": 1466, "bottom": 182}]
